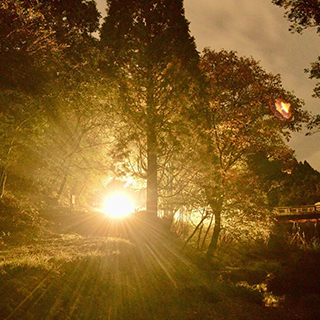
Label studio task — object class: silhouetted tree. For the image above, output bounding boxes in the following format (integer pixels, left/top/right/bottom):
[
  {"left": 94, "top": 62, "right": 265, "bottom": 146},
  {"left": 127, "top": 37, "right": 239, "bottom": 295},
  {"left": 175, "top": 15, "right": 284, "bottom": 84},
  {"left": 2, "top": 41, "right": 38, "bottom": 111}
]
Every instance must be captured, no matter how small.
[
  {"left": 247, "top": 150, "right": 296, "bottom": 207},
  {"left": 0, "top": 0, "right": 103, "bottom": 201},
  {"left": 99, "top": 0, "right": 200, "bottom": 218},
  {"left": 279, "top": 160, "right": 320, "bottom": 206}
]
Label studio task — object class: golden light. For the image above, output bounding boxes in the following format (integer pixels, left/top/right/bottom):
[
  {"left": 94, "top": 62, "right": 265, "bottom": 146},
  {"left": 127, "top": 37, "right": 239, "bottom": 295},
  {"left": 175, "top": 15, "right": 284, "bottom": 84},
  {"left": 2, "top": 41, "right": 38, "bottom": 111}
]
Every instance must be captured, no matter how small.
[
  {"left": 271, "top": 98, "right": 292, "bottom": 120},
  {"left": 103, "top": 193, "right": 135, "bottom": 218}
]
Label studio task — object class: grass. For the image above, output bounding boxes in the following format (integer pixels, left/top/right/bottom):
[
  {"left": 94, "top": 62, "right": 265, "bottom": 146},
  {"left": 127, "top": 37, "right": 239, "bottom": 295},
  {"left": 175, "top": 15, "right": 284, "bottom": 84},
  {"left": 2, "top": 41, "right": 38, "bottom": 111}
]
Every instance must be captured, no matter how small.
[{"left": 1, "top": 208, "right": 320, "bottom": 319}]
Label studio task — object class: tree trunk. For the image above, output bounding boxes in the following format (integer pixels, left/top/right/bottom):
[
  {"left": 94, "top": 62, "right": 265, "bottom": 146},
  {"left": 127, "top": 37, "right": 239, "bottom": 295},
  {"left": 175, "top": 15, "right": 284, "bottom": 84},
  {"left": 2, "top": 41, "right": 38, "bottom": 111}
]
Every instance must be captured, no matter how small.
[
  {"left": 146, "top": 128, "right": 158, "bottom": 218},
  {"left": 146, "top": 84, "right": 158, "bottom": 219},
  {"left": 205, "top": 208, "right": 221, "bottom": 260},
  {"left": 183, "top": 214, "right": 208, "bottom": 250},
  {"left": 0, "top": 167, "right": 7, "bottom": 198},
  {"left": 204, "top": 187, "right": 223, "bottom": 260},
  {"left": 197, "top": 224, "right": 204, "bottom": 249},
  {"left": 56, "top": 175, "right": 68, "bottom": 200},
  {"left": 201, "top": 212, "right": 214, "bottom": 250}
]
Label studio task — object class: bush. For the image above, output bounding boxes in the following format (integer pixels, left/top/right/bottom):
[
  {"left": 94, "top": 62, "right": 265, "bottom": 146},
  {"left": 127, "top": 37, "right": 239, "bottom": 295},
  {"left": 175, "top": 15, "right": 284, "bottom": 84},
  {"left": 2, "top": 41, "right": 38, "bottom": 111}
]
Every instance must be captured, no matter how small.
[
  {"left": 267, "top": 242, "right": 320, "bottom": 297},
  {"left": 0, "top": 195, "right": 48, "bottom": 244}
]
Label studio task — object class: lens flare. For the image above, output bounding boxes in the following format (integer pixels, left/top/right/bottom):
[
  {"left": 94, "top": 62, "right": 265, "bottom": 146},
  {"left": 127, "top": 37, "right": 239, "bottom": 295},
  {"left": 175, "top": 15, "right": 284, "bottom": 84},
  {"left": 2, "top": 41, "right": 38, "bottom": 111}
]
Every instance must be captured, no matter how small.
[
  {"left": 104, "top": 193, "right": 134, "bottom": 218},
  {"left": 271, "top": 98, "right": 291, "bottom": 120}
]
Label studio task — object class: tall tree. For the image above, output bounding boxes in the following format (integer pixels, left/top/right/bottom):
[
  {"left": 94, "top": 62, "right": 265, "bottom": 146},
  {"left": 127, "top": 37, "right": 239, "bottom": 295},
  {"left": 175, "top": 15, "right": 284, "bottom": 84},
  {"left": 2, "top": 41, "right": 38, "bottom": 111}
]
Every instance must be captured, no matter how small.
[
  {"left": 0, "top": 0, "right": 59, "bottom": 196},
  {"left": 0, "top": 0, "right": 102, "bottom": 200},
  {"left": 187, "top": 49, "right": 308, "bottom": 259},
  {"left": 99, "top": 0, "right": 200, "bottom": 218}
]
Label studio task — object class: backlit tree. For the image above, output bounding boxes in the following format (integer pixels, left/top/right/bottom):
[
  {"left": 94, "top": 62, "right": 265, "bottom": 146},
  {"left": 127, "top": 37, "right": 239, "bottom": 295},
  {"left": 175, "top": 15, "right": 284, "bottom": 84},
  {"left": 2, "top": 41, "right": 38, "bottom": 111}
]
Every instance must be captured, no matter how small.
[
  {"left": 188, "top": 49, "right": 308, "bottom": 258},
  {"left": 0, "top": 0, "right": 103, "bottom": 201},
  {"left": 99, "top": 0, "right": 200, "bottom": 218}
]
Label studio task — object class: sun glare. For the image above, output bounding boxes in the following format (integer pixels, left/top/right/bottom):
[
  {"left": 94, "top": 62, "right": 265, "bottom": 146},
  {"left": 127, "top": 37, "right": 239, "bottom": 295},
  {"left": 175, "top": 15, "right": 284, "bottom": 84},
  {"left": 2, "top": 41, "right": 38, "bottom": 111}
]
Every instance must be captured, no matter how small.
[
  {"left": 103, "top": 193, "right": 135, "bottom": 218},
  {"left": 271, "top": 98, "right": 292, "bottom": 120}
]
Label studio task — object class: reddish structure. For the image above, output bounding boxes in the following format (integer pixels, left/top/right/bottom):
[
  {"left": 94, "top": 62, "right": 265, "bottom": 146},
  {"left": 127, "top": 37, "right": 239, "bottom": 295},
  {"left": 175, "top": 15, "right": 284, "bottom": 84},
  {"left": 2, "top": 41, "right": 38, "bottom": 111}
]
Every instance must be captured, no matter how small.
[
  {"left": 274, "top": 203, "right": 320, "bottom": 241},
  {"left": 275, "top": 204, "right": 320, "bottom": 223}
]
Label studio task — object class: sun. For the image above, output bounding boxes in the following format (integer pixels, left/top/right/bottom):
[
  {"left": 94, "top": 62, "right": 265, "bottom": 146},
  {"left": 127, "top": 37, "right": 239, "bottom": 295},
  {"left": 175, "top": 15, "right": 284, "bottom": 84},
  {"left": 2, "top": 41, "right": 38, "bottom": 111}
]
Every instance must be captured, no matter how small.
[{"left": 103, "top": 193, "right": 135, "bottom": 218}]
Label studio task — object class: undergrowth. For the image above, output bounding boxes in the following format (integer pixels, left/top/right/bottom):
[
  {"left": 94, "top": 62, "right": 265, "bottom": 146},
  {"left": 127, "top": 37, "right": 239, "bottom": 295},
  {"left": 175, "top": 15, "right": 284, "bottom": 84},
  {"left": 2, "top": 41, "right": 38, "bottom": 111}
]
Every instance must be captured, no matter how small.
[{"left": 1, "top": 198, "right": 320, "bottom": 320}]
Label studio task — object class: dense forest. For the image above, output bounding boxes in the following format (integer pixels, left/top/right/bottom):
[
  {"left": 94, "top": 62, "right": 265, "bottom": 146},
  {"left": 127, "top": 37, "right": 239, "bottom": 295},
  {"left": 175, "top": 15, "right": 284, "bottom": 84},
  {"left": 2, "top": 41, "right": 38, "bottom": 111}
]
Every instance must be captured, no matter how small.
[{"left": 1, "top": 1, "right": 320, "bottom": 319}]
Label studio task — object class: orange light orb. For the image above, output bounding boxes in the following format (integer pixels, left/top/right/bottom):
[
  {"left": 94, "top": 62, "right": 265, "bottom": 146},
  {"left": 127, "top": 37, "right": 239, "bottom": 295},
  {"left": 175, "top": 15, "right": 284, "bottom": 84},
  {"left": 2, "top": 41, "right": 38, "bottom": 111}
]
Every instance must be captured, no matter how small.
[
  {"left": 271, "top": 98, "right": 292, "bottom": 120},
  {"left": 103, "top": 193, "right": 134, "bottom": 218}
]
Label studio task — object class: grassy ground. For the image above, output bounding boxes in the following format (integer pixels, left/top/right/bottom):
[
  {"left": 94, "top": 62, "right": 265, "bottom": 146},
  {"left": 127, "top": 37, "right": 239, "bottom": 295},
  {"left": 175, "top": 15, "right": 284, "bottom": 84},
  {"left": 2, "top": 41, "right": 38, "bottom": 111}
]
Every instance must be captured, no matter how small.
[{"left": 0, "top": 209, "right": 319, "bottom": 319}]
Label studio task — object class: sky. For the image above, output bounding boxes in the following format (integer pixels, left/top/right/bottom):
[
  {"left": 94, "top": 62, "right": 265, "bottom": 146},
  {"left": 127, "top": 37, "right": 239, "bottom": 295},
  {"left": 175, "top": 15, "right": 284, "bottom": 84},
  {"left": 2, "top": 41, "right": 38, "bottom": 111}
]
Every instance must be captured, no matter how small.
[{"left": 96, "top": 0, "right": 320, "bottom": 171}]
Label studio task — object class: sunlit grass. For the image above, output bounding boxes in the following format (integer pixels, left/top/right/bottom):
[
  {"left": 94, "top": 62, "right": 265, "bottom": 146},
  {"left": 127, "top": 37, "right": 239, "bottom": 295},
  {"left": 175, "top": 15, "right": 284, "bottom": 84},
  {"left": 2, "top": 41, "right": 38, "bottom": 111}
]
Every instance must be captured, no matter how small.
[
  {"left": 0, "top": 218, "right": 209, "bottom": 319},
  {"left": 1, "top": 213, "right": 318, "bottom": 320},
  {"left": 0, "top": 234, "right": 132, "bottom": 271}
]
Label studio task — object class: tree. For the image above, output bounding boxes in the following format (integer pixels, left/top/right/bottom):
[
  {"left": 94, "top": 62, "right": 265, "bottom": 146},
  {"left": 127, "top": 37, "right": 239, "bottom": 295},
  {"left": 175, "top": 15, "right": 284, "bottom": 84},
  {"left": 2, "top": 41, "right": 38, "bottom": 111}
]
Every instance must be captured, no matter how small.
[
  {"left": 99, "top": 0, "right": 200, "bottom": 218},
  {"left": 187, "top": 49, "right": 308, "bottom": 259},
  {"left": 272, "top": 0, "right": 320, "bottom": 33},
  {"left": 0, "top": 0, "right": 103, "bottom": 201},
  {"left": 307, "top": 113, "right": 320, "bottom": 134},
  {"left": 0, "top": 0, "right": 59, "bottom": 197},
  {"left": 272, "top": 0, "right": 320, "bottom": 98},
  {"left": 247, "top": 150, "right": 296, "bottom": 207},
  {"left": 31, "top": 81, "right": 118, "bottom": 206},
  {"left": 278, "top": 160, "right": 320, "bottom": 206},
  {"left": 0, "top": 0, "right": 60, "bottom": 93}
]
